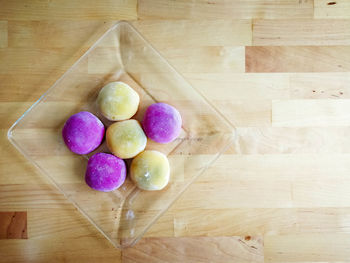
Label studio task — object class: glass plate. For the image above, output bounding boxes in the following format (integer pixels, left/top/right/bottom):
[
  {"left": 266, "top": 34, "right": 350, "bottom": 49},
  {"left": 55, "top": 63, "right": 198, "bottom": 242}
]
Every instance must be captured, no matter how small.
[{"left": 8, "top": 21, "right": 236, "bottom": 248}]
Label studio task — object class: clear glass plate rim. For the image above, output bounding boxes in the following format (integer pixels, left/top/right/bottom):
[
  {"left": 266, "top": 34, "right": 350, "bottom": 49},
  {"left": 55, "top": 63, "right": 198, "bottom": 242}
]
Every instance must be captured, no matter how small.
[{"left": 7, "top": 20, "right": 237, "bottom": 248}]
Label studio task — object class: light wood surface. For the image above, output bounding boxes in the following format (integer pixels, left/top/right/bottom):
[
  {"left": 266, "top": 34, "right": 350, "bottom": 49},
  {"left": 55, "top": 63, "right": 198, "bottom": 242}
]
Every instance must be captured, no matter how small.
[{"left": 1, "top": 0, "right": 350, "bottom": 262}]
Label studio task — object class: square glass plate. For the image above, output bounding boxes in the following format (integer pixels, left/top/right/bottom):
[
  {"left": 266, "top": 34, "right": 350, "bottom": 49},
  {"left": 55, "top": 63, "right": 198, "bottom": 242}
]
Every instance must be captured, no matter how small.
[{"left": 8, "top": 21, "right": 236, "bottom": 248}]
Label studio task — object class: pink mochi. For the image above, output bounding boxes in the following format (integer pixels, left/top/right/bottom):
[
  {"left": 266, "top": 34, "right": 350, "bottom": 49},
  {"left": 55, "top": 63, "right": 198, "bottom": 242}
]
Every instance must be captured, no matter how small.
[
  {"left": 62, "top": 111, "right": 104, "bottom": 154},
  {"left": 85, "top": 153, "right": 126, "bottom": 192},
  {"left": 142, "top": 103, "right": 182, "bottom": 144}
]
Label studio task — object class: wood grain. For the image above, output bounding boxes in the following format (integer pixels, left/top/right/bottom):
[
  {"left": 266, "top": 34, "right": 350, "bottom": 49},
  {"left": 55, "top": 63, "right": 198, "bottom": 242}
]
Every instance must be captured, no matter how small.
[
  {"left": 132, "top": 20, "right": 252, "bottom": 47},
  {"left": 234, "top": 127, "right": 350, "bottom": 154},
  {"left": 0, "top": 184, "right": 69, "bottom": 211},
  {"left": 204, "top": 154, "right": 350, "bottom": 181},
  {"left": 246, "top": 46, "right": 350, "bottom": 72},
  {"left": 272, "top": 99, "right": 350, "bottom": 127},
  {"left": 265, "top": 233, "right": 350, "bottom": 262},
  {"left": 0, "top": 212, "right": 27, "bottom": 239},
  {"left": 289, "top": 72, "right": 350, "bottom": 99},
  {"left": 174, "top": 207, "right": 350, "bottom": 236},
  {"left": 7, "top": 21, "right": 112, "bottom": 48},
  {"left": 122, "top": 236, "right": 264, "bottom": 263},
  {"left": 0, "top": 227, "right": 122, "bottom": 263},
  {"left": 0, "top": 21, "right": 7, "bottom": 48},
  {"left": 213, "top": 100, "right": 272, "bottom": 127},
  {"left": 0, "top": 74, "right": 59, "bottom": 101},
  {"left": 173, "top": 178, "right": 350, "bottom": 210},
  {"left": 0, "top": 0, "right": 137, "bottom": 20},
  {"left": 253, "top": 19, "right": 350, "bottom": 46},
  {"left": 162, "top": 46, "right": 245, "bottom": 73},
  {"left": 138, "top": 0, "right": 313, "bottom": 19},
  {"left": 186, "top": 73, "right": 290, "bottom": 100},
  {"left": 162, "top": 72, "right": 350, "bottom": 101},
  {"left": 0, "top": 48, "right": 84, "bottom": 75},
  {"left": 314, "top": 0, "right": 350, "bottom": 18}
]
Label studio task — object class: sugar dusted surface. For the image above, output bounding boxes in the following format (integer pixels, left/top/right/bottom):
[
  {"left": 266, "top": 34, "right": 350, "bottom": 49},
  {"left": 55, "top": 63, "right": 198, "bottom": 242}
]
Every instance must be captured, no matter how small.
[
  {"left": 85, "top": 152, "right": 126, "bottom": 192},
  {"left": 142, "top": 103, "right": 182, "bottom": 144},
  {"left": 62, "top": 111, "right": 104, "bottom": 154}
]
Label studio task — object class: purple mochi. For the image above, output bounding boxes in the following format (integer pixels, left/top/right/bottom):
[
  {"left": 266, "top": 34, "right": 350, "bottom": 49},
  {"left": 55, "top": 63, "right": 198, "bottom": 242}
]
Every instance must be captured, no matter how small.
[
  {"left": 142, "top": 103, "right": 182, "bottom": 144},
  {"left": 85, "top": 153, "right": 126, "bottom": 192},
  {"left": 62, "top": 111, "right": 104, "bottom": 154}
]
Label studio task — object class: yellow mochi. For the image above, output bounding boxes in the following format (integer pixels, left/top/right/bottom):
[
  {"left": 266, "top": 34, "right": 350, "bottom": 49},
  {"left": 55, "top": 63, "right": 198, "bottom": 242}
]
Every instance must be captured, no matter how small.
[
  {"left": 130, "top": 150, "right": 170, "bottom": 191},
  {"left": 97, "top": 81, "right": 140, "bottom": 121},
  {"left": 106, "top": 120, "right": 147, "bottom": 159}
]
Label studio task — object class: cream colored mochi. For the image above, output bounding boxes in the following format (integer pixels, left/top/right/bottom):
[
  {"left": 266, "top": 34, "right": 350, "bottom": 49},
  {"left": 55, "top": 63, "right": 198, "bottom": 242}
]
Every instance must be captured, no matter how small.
[
  {"left": 130, "top": 150, "right": 170, "bottom": 191},
  {"left": 106, "top": 120, "right": 147, "bottom": 159},
  {"left": 97, "top": 81, "right": 140, "bottom": 121}
]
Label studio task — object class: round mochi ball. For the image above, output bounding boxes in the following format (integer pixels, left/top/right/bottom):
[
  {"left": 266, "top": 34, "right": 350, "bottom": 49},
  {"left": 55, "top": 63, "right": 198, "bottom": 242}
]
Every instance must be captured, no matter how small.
[
  {"left": 142, "top": 103, "right": 182, "bottom": 144},
  {"left": 106, "top": 119, "right": 147, "bottom": 159},
  {"left": 97, "top": 81, "right": 140, "bottom": 121},
  {"left": 130, "top": 150, "right": 170, "bottom": 191},
  {"left": 85, "top": 153, "right": 126, "bottom": 192},
  {"left": 62, "top": 111, "right": 104, "bottom": 155}
]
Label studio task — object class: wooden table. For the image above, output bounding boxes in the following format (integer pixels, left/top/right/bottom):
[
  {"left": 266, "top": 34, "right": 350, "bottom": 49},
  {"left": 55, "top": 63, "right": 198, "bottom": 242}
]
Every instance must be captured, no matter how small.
[{"left": 1, "top": 0, "right": 350, "bottom": 262}]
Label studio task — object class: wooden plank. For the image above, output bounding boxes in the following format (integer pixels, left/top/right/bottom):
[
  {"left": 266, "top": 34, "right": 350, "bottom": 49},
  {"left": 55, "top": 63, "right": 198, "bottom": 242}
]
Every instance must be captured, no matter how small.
[
  {"left": 174, "top": 208, "right": 350, "bottom": 237},
  {"left": 7, "top": 21, "right": 114, "bottom": 48},
  {"left": 253, "top": 19, "right": 350, "bottom": 46},
  {"left": 0, "top": 0, "right": 137, "bottom": 20},
  {"left": 185, "top": 73, "right": 290, "bottom": 100},
  {"left": 0, "top": 232, "right": 121, "bottom": 263},
  {"left": 234, "top": 127, "right": 350, "bottom": 154},
  {"left": 132, "top": 20, "right": 252, "bottom": 47},
  {"left": 156, "top": 72, "right": 290, "bottom": 126},
  {"left": 138, "top": 0, "right": 313, "bottom": 19},
  {"left": 0, "top": 102, "right": 37, "bottom": 128},
  {"left": 204, "top": 154, "right": 350, "bottom": 181},
  {"left": 290, "top": 72, "right": 350, "bottom": 99},
  {"left": 0, "top": 21, "right": 8, "bottom": 48},
  {"left": 26, "top": 208, "right": 173, "bottom": 239},
  {"left": 0, "top": 72, "right": 142, "bottom": 102},
  {"left": 292, "top": 179, "right": 350, "bottom": 207},
  {"left": 176, "top": 154, "right": 350, "bottom": 208},
  {"left": 213, "top": 100, "right": 271, "bottom": 127},
  {"left": 87, "top": 46, "right": 245, "bottom": 74},
  {"left": 0, "top": 184, "right": 69, "bottom": 210},
  {"left": 1, "top": 102, "right": 85, "bottom": 129},
  {"left": 159, "top": 46, "right": 245, "bottom": 73},
  {"left": 265, "top": 234, "right": 350, "bottom": 262},
  {"left": 272, "top": 100, "right": 350, "bottom": 127},
  {"left": 0, "top": 47, "right": 86, "bottom": 75},
  {"left": 245, "top": 46, "right": 350, "bottom": 72},
  {"left": 314, "top": 0, "right": 350, "bottom": 18},
  {"left": 0, "top": 212, "right": 27, "bottom": 239},
  {"left": 0, "top": 74, "right": 57, "bottom": 102},
  {"left": 122, "top": 236, "right": 264, "bottom": 263},
  {"left": 0, "top": 127, "right": 47, "bottom": 184},
  {"left": 174, "top": 179, "right": 293, "bottom": 209},
  {"left": 174, "top": 178, "right": 350, "bottom": 209},
  {"left": 4, "top": 71, "right": 350, "bottom": 103}
]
